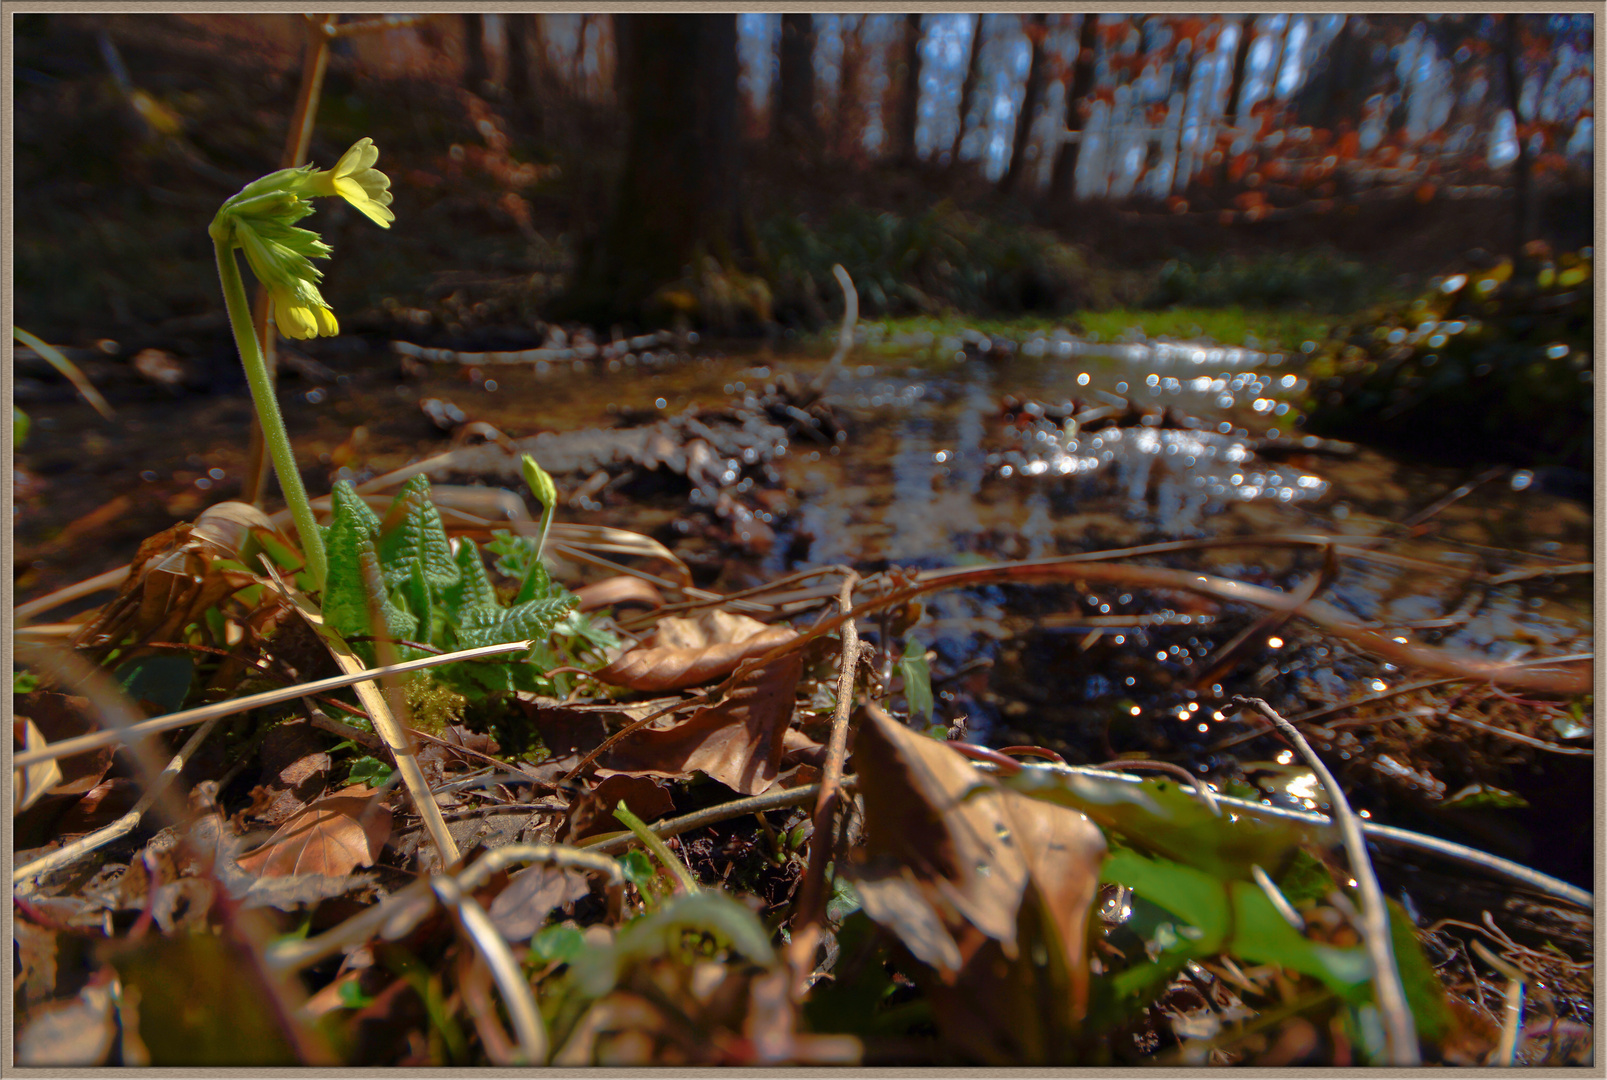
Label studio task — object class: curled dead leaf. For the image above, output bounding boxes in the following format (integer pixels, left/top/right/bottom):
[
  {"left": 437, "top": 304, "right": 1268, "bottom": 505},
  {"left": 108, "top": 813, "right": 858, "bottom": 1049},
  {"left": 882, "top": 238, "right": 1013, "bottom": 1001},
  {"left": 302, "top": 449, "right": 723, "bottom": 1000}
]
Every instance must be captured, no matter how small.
[
  {"left": 601, "top": 653, "right": 803, "bottom": 795},
  {"left": 573, "top": 576, "right": 666, "bottom": 613},
  {"left": 234, "top": 785, "right": 392, "bottom": 879},
  {"left": 596, "top": 610, "right": 797, "bottom": 692},
  {"left": 848, "top": 705, "right": 1106, "bottom": 1034}
]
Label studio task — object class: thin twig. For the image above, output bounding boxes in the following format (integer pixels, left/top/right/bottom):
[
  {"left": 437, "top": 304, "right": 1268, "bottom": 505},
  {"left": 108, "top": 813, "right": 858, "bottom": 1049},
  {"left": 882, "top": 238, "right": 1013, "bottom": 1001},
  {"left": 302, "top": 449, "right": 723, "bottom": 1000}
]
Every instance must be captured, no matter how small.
[
  {"left": 811, "top": 264, "right": 858, "bottom": 397},
  {"left": 578, "top": 783, "right": 831, "bottom": 856},
  {"left": 13, "top": 716, "right": 223, "bottom": 887},
  {"left": 1234, "top": 696, "right": 1419, "bottom": 1065},
  {"left": 266, "top": 843, "right": 622, "bottom": 974},
  {"left": 788, "top": 573, "right": 863, "bottom": 991},
  {"left": 430, "top": 874, "right": 547, "bottom": 1064}
]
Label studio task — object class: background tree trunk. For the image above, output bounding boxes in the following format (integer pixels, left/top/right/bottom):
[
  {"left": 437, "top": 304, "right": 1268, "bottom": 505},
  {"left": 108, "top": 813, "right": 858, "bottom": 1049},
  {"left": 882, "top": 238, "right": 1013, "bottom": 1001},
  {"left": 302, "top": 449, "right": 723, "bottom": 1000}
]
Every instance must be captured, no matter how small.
[
  {"left": 563, "top": 14, "right": 742, "bottom": 323},
  {"left": 1002, "top": 14, "right": 1050, "bottom": 194},
  {"left": 461, "top": 13, "right": 489, "bottom": 95},
  {"left": 949, "top": 14, "right": 986, "bottom": 166},
  {"left": 890, "top": 14, "right": 923, "bottom": 164},
  {"left": 1048, "top": 13, "right": 1100, "bottom": 201},
  {"left": 1223, "top": 14, "right": 1256, "bottom": 133},
  {"left": 1501, "top": 13, "right": 1536, "bottom": 264},
  {"left": 776, "top": 14, "right": 816, "bottom": 149},
  {"left": 833, "top": 16, "right": 866, "bottom": 159}
]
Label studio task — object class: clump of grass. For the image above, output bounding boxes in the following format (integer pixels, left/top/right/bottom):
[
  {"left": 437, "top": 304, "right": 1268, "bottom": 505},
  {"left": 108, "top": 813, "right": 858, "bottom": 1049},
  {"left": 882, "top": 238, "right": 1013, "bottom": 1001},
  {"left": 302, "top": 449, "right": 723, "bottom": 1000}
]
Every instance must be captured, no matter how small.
[
  {"left": 1146, "top": 248, "right": 1389, "bottom": 313},
  {"left": 758, "top": 201, "right": 1111, "bottom": 323}
]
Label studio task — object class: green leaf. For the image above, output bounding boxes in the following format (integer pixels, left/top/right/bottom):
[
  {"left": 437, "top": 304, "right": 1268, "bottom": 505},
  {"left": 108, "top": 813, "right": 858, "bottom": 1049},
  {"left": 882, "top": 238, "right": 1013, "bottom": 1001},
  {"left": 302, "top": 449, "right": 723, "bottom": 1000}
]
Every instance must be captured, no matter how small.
[
  {"left": 898, "top": 634, "right": 934, "bottom": 723},
  {"left": 530, "top": 924, "right": 585, "bottom": 966},
  {"left": 1009, "top": 767, "right": 1324, "bottom": 882},
  {"left": 442, "top": 532, "right": 502, "bottom": 630},
  {"left": 13, "top": 405, "right": 28, "bottom": 448},
  {"left": 1387, "top": 897, "right": 1451, "bottom": 1042},
  {"left": 1101, "top": 846, "right": 1373, "bottom": 1001},
  {"left": 322, "top": 480, "right": 385, "bottom": 644},
  {"left": 347, "top": 755, "right": 394, "bottom": 788},
  {"left": 618, "top": 850, "right": 656, "bottom": 889},
  {"left": 377, "top": 475, "right": 459, "bottom": 594},
  {"left": 13, "top": 670, "right": 39, "bottom": 694},
  {"left": 499, "top": 595, "right": 578, "bottom": 646},
  {"left": 568, "top": 891, "right": 777, "bottom": 999}
]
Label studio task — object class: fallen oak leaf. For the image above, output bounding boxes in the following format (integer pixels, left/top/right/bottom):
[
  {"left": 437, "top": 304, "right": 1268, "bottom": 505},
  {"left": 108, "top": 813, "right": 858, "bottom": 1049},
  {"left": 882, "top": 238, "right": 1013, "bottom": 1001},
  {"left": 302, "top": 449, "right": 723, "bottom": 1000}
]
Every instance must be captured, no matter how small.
[
  {"left": 847, "top": 705, "right": 1106, "bottom": 1028},
  {"left": 601, "top": 653, "right": 803, "bottom": 795},
  {"left": 596, "top": 610, "right": 797, "bottom": 691},
  {"left": 235, "top": 784, "right": 392, "bottom": 878}
]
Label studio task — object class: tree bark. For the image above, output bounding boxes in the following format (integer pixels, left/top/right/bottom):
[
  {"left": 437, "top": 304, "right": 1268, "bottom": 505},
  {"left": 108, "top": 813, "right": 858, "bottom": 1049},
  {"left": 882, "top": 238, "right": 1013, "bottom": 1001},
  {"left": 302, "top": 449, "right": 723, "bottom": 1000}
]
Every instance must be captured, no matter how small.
[
  {"left": 1002, "top": 13, "right": 1050, "bottom": 194},
  {"left": 1048, "top": 13, "right": 1100, "bottom": 201},
  {"left": 890, "top": 14, "right": 923, "bottom": 164},
  {"left": 1223, "top": 15, "right": 1256, "bottom": 133},
  {"left": 563, "top": 14, "right": 742, "bottom": 323},
  {"left": 776, "top": 14, "right": 816, "bottom": 149},
  {"left": 948, "top": 14, "right": 986, "bottom": 168},
  {"left": 461, "top": 13, "right": 489, "bottom": 95},
  {"left": 1501, "top": 13, "right": 1535, "bottom": 264},
  {"left": 833, "top": 15, "right": 866, "bottom": 159}
]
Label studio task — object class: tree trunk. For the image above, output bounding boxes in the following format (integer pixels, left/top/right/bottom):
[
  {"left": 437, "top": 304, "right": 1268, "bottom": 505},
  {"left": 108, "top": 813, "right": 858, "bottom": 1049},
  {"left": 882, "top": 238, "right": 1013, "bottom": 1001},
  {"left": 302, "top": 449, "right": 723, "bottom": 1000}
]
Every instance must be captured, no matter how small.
[
  {"left": 461, "top": 13, "right": 489, "bottom": 95},
  {"left": 890, "top": 13, "right": 923, "bottom": 164},
  {"left": 950, "top": 14, "right": 986, "bottom": 166},
  {"left": 1048, "top": 13, "right": 1100, "bottom": 201},
  {"left": 1501, "top": 13, "right": 1535, "bottom": 264},
  {"left": 563, "top": 14, "right": 742, "bottom": 323},
  {"left": 1002, "top": 13, "right": 1050, "bottom": 194},
  {"left": 504, "top": 13, "right": 542, "bottom": 137},
  {"left": 834, "top": 16, "right": 866, "bottom": 159},
  {"left": 1223, "top": 15, "right": 1256, "bottom": 133},
  {"left": 776, "top": 14, "right": 816, "bottom": 149}
]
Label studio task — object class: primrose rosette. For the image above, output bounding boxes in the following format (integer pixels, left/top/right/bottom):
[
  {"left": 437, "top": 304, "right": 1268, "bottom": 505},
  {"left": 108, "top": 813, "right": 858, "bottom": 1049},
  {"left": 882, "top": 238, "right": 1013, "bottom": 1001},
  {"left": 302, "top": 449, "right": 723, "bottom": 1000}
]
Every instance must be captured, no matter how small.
[{"left": 211, "top": 138, "right": 395, "bottom": 592}]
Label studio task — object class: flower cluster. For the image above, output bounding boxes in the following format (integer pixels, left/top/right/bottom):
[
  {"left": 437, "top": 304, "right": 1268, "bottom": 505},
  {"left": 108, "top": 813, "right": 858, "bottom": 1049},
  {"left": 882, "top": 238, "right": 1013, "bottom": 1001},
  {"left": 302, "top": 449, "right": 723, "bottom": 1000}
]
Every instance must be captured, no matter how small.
[{"left": 209, "top": 139, "right": 393, "bottom": 339}]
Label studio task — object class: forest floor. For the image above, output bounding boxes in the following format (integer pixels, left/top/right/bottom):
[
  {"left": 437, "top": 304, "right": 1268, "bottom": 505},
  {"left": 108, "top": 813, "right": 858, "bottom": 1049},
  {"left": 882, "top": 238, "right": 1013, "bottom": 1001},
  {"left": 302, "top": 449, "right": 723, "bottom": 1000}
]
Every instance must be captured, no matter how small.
[{"left": 12, "top": 14, "right": 1595, "bottom": 1067}]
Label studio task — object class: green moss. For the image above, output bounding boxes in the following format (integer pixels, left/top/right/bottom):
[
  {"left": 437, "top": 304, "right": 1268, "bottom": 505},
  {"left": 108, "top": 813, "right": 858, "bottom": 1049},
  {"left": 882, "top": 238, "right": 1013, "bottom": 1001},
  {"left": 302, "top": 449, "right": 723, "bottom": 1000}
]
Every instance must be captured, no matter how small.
[{"left": 404, "top": 674, "right": 467, "bottom": 736}]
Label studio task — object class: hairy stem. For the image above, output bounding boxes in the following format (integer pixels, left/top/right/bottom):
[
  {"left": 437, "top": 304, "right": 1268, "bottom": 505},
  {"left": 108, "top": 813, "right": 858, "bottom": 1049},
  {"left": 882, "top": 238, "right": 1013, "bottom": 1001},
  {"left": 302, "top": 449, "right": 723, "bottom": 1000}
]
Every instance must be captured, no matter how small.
[{"left": 214, "top": 237, "right": 327, "bottom": 592}]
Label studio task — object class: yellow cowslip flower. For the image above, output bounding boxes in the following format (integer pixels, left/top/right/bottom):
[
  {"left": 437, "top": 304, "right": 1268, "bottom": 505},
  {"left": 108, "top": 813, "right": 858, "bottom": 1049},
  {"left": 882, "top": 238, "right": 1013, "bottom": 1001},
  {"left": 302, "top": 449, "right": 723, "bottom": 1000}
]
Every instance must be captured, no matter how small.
[
  {"left": 210, "top": 139, "right": 393, "bottom": 340},
  {"left": 305, "top": 138, "right": 394, "bottom": 228},
  {"left": 271, "top": 289, "right": 339, "bottom": 339}
]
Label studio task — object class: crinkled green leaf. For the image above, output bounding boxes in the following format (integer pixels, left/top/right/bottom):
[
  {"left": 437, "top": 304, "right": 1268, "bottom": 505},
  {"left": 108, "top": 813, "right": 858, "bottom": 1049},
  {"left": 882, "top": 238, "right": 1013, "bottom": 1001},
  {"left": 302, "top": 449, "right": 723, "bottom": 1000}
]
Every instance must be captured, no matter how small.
[
  {"left": 378, "top": 475, "right": 459, "bottom": 593},
  {"left": 501, "top": 595, "right": 578, "bottom": 644},
  {"left": 322, "top": 480, "right": 386, "bottom": 645},
  {"left": 443, "top": 532, "right": 503, "bottom": 630}
]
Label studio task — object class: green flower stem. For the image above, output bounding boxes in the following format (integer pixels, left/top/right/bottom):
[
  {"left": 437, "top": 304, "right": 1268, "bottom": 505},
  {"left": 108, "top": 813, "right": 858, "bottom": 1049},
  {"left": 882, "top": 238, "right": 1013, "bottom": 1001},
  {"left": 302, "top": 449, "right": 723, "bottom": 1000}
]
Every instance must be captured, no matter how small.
[
  {"left": 614, "top": 801, "right": 698, "bottom": 895},
  {"left": 215, "top": 237, "right": 328, "bottom": 593}
]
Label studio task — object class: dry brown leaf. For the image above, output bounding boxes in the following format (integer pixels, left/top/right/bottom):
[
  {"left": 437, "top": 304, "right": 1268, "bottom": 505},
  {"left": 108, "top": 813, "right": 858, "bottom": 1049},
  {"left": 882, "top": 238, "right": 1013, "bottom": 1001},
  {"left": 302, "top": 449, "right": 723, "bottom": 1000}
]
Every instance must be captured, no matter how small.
[
  {"left": 600, "top": 653, "right": 802, "bottom": 795},
  {"left": 488, "top": 865, "right": 593, "bottom": 941},
  {"left": 235, "top": 785, "right": 392, "bottom": 878},
  {"left": 562, "top": 773, "right": 676, "bottom": 842},
  {"left": 573, "top": 575, "right": 667, "bottom": 613},
  {"left": 14, "top": 718, "right": 63, "bottom": 814},
  {"left": 848, "top": 706, "right": 1105, "bottom": 1023},
  {"left": 596, "top": 610, "right": 797, "bottom": 691}
]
